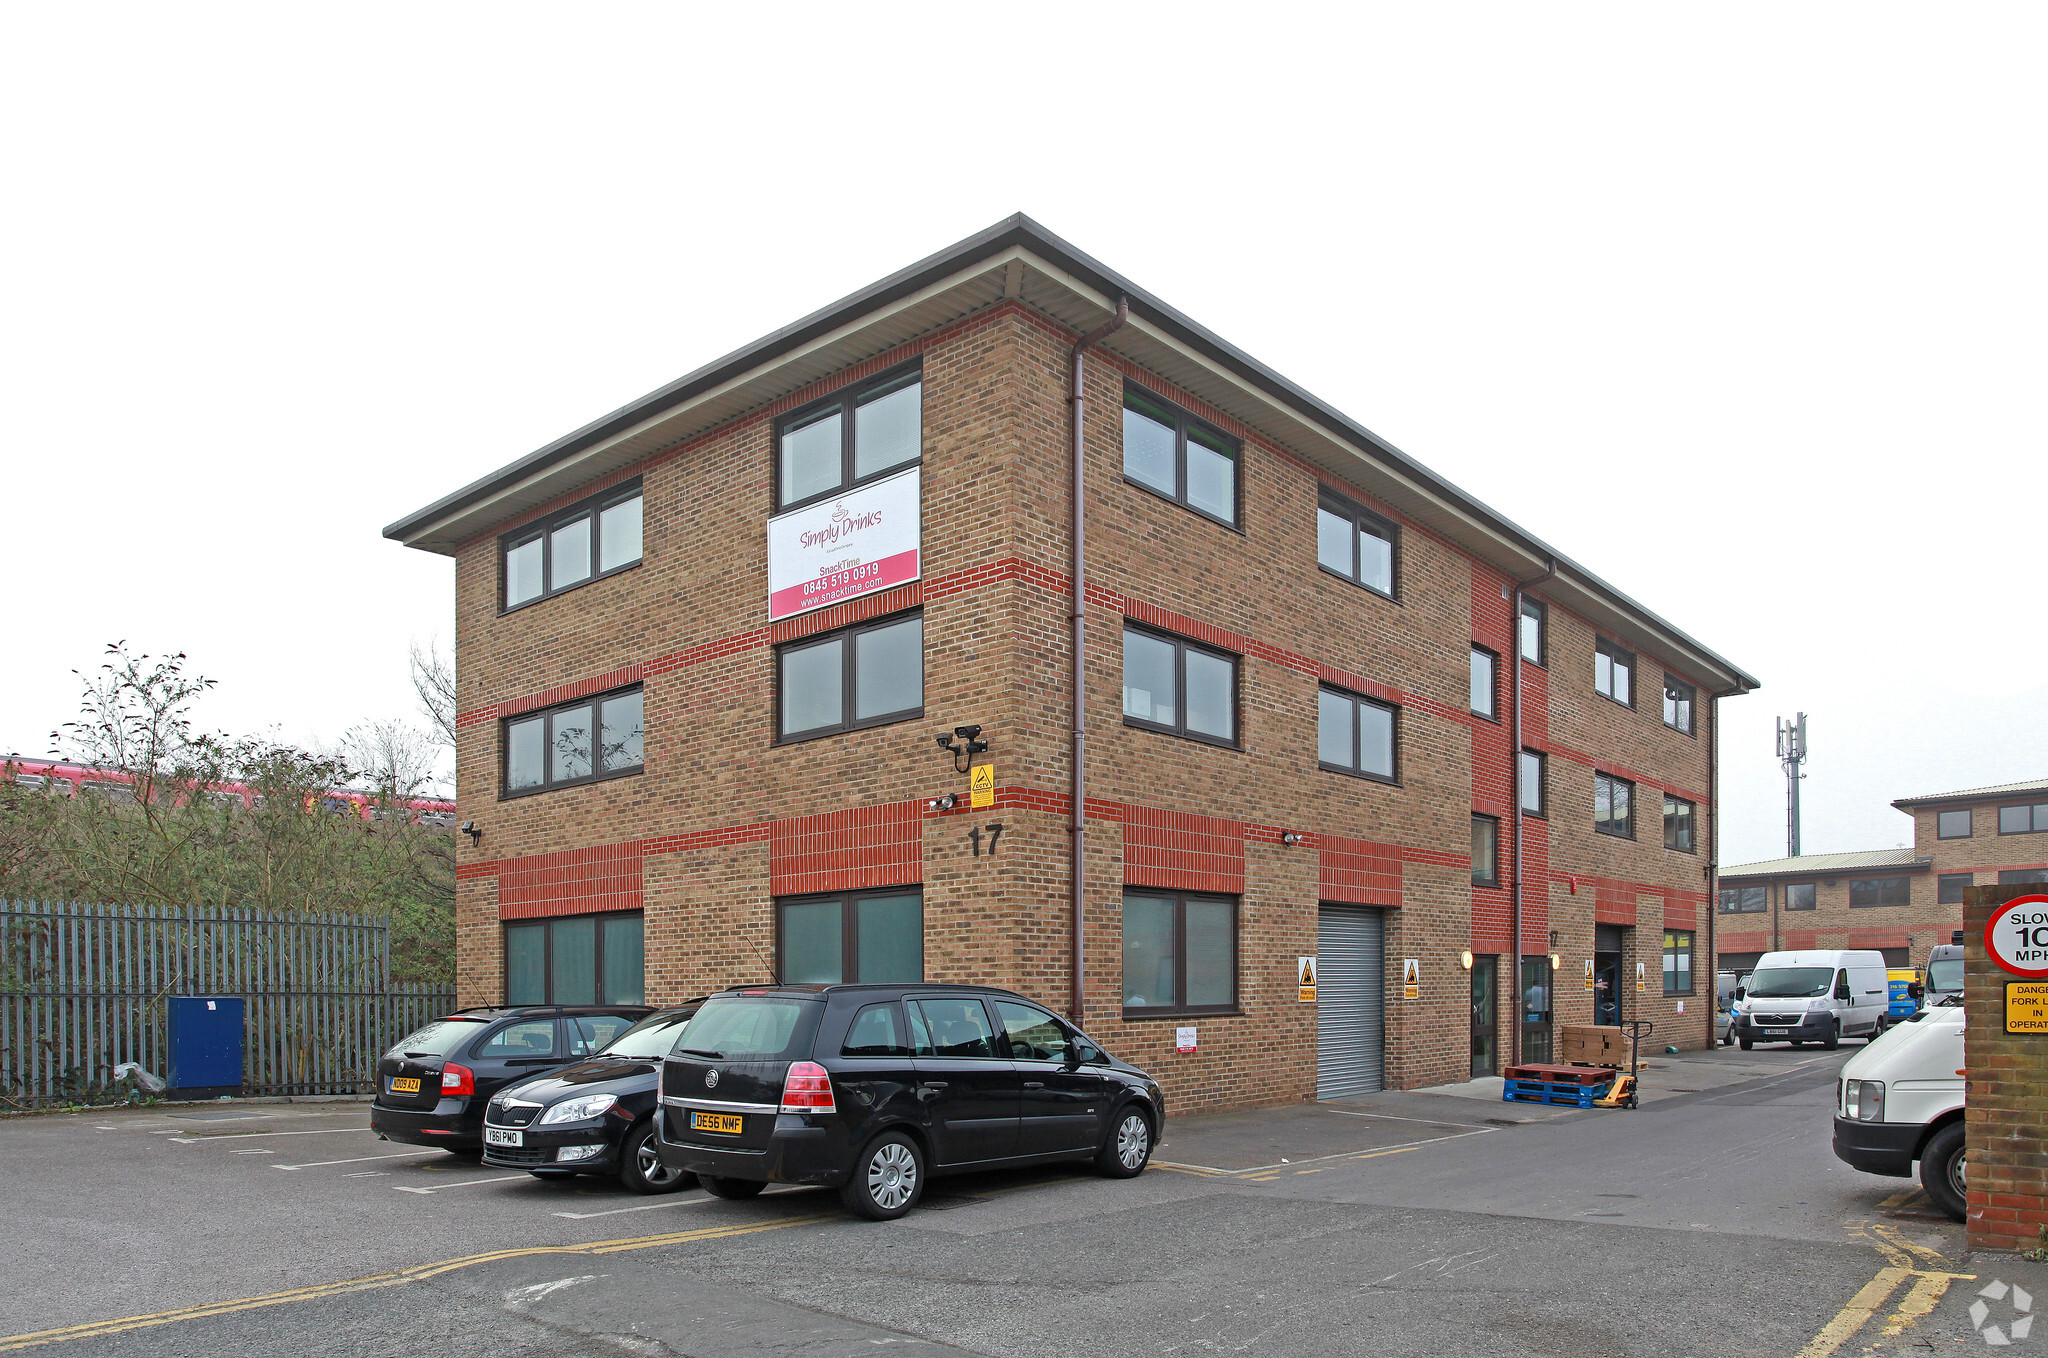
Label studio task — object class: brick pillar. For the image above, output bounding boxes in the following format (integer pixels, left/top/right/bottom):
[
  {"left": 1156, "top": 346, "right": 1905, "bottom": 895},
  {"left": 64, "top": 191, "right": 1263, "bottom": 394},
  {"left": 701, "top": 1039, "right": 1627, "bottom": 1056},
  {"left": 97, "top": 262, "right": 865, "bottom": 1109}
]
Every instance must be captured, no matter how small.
[{"left": 1963, "top": 883, "right": 2048, "bottom": 1252}]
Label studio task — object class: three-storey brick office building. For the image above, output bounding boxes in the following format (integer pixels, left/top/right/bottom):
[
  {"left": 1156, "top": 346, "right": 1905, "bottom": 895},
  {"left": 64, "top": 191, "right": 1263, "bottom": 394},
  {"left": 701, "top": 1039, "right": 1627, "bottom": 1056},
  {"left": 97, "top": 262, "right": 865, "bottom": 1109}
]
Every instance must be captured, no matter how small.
[{"left": 386, "top": 217, "right": 1758, "bottom": 1112}]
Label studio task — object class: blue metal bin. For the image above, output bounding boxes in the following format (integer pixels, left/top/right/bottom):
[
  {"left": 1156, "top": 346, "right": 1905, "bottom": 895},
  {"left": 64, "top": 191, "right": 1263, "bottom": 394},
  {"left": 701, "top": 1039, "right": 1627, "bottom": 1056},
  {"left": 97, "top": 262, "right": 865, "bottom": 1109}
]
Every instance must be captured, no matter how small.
[{"left": 167, "top": 996, "right": 244, "bottom": 1099}]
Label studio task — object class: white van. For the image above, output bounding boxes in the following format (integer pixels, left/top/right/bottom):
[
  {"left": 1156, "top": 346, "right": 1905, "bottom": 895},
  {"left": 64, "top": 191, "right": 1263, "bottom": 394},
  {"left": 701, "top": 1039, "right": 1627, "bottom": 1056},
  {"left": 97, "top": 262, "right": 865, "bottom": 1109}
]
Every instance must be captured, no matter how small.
[
  {"left": 1731, "top": 949, "right": 1889, "bottom": 1049},
  {"left": 1832, "top": 1001, "right": 1967, "bottom": 1220}
]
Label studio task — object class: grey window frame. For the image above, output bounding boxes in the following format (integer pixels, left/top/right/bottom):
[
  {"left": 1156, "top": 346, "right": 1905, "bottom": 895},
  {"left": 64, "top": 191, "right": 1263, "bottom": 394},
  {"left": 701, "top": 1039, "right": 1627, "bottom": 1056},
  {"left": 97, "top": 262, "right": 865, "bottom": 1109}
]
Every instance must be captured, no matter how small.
[
  {"left": 1471, "top": 814, "right": 1500, "bottom": 887},
  {"left": 1663, "top": 930, "right": 1695, "bottom": 996},
  {"left": 1662, "top": 794, "right": 1696, "bottom": 853},
  {"left": 1938, "top": 873, "right": 1972, "bottom": 904},
  {"left": 500, "top": 684, "right": 645, "bottom": 800},
  {"left": 774, "top": 610, "right": 925, "bottom": 745},
  {"left": 1317, "top": 684, "right": 1398, "bottom": 784},
  {"left": 502, "top": 910, "right": 644, "bottom": 1006},
  {"left": 1594, "top": 638, "right": 1635, "bottom": 709},
  {"left": 1997, "top": 803, "right": 2048, "bottom": 836},
  {"left": 1120, "top": 889, "right": 1240, "bottom": 1019},
  {"left": 1937, "top": 808, "right": 1974, "bottom": 839},
  {"left": 1123, "top": 385, "right": 1242, "bottom": 530},
  {"left": 1316, "top": 487, "right": 1398, "bottom": 599},
  {"left": 774, "top": 888, "right": 925, "bottom": 985},
  {"left": 1849, "top": 876, "right": 1910, "bottom": 908},
  {"left": 772, "top": 363, "right": 923, "bottom": 513},
  {"left": 1785, "top": 882, "right": 1817, "bottom": 910},
  {"left": 499, "top": 479, "right": 644, "bottom": 614},
  {"left": 1470, "top": 646, "right": 1499, "bottom": 721},
  {"left": 1519, "top": 598, "right": 1547, "bottom": 666},
  {"left": 1123, "top": 624, "right": 1241, "bottom": 750},
  {"left": 1998, "top": 869, "right": 2048, "bottom": 886},
  {"left": 1719, "top": 884, "right": 1767, "bottom": 913},
  {"left": 1594, "top": 771, "right": 1635, "bottom": 840},
  {"left": 1662, "top": 674, "right": 1696, "bottom": 736},
  {"left": 1519, "top": 748, "right": 1546, "bottom": 817}
]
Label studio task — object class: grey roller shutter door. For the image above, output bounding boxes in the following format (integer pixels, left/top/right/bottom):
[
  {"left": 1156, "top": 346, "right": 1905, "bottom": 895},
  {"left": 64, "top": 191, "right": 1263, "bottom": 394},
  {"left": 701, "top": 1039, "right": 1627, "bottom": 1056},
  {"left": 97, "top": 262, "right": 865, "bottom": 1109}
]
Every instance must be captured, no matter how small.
[{"left": 1316, "top": 906, "right": 1385, "bottom": 1099}]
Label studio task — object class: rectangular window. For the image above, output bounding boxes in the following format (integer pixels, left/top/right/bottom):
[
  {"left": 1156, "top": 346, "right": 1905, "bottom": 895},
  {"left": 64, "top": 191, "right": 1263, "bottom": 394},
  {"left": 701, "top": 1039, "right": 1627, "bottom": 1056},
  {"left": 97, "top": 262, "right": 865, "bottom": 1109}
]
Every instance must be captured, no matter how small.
[
  {"left": 1719, "top": 884, "right": 1767, "bottom": 913},
  {"left": 1662, "top": 795, "right": 1696, "bottom": 853},
  {"left": 1594, "top": 639, "right": 1634, "bottom": 707},
  {"left": 775, "top": 367, "right": 921, "bottom": 511},
  {"left": 1317, "top": 685, "right": 1397, "bottom": 783},
  {"left": 1470, "top": 647, "right": 1498, "bottom": 720},
  {"left": 1519, "top": 598, "right": 1546, "bottom": 665},
  {"left": 776, "top": 889, "right": 924, "bottom": 985},
  {"left": 1785, "top": 882, "right": 1817, "bottom": 910},
  {"left": 1938, "top": 873, "right": 1972, "bottom": 904},
  {"left": 1594, "top": 771, "right": 1634, "bottom": 839},
  {"left": 777, "top": 612, "right": 924, "bottom": 742},
  {"left": 1519, "top": 749, "right": 1546, "bottom": 816},
  {"left": 501, "top": 481, "right": 644, "bottom": 611},
  {"left": 1316, "top": 489, "right": 1397, "bottom": 597},
  {"left": 1849, "top": 876, "right": 1910, "bottom": 907},
  {"left": 1121, "top": 891, "right": 1238, "bottom": 1015},
  {"left": 502, "top": 912, "right": 644, "bottom": 1006},
  {"left": 1998, "top": 803, "right": 2048, "bottom": 835},
  {"left": 502, "top": 686, "right": 645, "bottom": 798},
  {"left": 1663, "top": 675, "right": 1695, "bottom": 735},
  {"left": 1471, "top": 815, "right": 1500, "bottom": 887},
  {"left": 1123, "top": 626, "right": 1238, "bottom": 747},
  {"left": 1663, "top": 931, "right": 1694, "bottom": 995},
  {"left": 1937, "top": 808, "right": 1973, "bottom": 839},
  {"left": 1999, "top": 869, "right": 2048, "bottom": 885},
  {"left": 1123, "top": 386, "right": 1239, "bottom": 528}
]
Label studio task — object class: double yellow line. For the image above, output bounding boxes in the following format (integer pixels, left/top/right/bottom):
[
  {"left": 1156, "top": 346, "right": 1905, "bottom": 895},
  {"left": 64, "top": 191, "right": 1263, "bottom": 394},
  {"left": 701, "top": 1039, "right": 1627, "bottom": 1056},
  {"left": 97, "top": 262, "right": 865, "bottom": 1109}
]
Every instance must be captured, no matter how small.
[
  {"left": 0, "top": 1213, "right": 837, "bottom": 1352},
  {"left": 1793, "top": 1222, "right": 1973, "bottom": 1358}
]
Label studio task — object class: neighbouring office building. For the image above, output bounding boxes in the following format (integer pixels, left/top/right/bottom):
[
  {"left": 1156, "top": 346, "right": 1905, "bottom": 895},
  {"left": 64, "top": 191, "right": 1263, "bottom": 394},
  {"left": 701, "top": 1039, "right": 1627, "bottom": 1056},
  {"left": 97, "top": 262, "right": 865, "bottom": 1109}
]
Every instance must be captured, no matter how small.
[
  {"left": 1717, "top": 777, "right": 2048, "bottom": 975},
  {"left": 386, "top": 217, "right": 1758, "bottom": 1113}
]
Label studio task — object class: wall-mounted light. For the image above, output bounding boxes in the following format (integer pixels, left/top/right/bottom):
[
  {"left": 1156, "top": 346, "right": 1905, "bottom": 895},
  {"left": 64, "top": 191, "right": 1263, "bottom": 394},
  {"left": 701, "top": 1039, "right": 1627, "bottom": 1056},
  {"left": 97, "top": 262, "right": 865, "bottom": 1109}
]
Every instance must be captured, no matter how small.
[
  {"left": 459, "top": 820, "right": 483, "bottom": 848},
  {"left": 1281, "top": 831, "right": 1302, "bottom": 847},
  {"left": 1549, "top": 951, "right": 1562, "bottom": 971},
  {"left": 928, "top": 793, "right": 958, "bottom": 812},
  {"left": 1460, "top": 949, "right": 1474, "bottom": 971}
]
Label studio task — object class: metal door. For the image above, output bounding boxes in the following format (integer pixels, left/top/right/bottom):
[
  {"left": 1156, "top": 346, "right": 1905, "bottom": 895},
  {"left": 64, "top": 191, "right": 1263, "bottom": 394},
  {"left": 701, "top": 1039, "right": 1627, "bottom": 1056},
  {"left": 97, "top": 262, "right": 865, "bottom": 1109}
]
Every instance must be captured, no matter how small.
[
  {"left": 1469, "top": 957, "right": 1498, "bottom": 1079},
  {"left": 1521, "top": 956, "right": 1553, "bottom": 1064},
  {"left": 1316, "top": 906, "right": 1385, "bottom": 1099}
]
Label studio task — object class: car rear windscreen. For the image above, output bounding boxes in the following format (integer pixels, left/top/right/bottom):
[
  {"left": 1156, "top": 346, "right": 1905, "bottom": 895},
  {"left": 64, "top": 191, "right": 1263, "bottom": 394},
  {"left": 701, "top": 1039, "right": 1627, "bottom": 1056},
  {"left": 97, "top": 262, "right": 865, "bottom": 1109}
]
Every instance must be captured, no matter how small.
[
  {"left": 387, "top": 1017, "right": 487, "bottom": 1057},
  {"left": 674, "top": 996, "right": 820, "bottom": 1061}
]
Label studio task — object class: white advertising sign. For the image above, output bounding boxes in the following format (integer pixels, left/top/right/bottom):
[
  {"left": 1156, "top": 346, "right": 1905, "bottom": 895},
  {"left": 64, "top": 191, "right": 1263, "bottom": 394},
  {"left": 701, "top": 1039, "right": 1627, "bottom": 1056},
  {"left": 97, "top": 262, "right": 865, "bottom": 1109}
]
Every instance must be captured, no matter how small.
[
  {"left": 1175, "top": 1026, "right": 1197, "bottom": 1053},
  {"left": 766, "top": 467, "right": 921, "bottom": 622},
  {"left": 1987, "top": 895, "right": 2048, "bottom": 979}
]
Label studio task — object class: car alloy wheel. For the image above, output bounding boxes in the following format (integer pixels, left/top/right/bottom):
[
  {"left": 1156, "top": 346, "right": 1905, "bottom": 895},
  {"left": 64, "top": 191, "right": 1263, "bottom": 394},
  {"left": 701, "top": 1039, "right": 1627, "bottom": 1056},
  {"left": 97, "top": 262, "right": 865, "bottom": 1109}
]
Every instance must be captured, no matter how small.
[
  {"left": 1116, "top": 1112, "right": 1150, "bottom": 1170},
  {"left": 866, "top": 1140, "right": 919, "bottom": 1212},
  {"left": 637, "top": 1138, "right": 683, "bottom": 1188}
]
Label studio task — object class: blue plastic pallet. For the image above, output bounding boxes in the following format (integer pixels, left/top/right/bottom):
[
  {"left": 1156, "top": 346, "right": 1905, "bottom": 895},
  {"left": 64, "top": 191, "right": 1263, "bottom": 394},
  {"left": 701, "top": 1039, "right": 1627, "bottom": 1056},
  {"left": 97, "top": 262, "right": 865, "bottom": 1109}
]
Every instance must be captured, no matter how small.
[{"left": 1503, "top": 1076, "right": 1613, "bottom": 1108}]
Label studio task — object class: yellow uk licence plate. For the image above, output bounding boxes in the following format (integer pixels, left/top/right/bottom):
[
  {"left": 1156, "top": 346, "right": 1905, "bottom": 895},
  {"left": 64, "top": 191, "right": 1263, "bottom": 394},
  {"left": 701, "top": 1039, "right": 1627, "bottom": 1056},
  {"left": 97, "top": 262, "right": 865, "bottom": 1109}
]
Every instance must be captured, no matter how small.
[
  {"left": 390, "top": 1076, "right": 421, "bottom": 1094},
  {"left": 690, "top": 1111, "right": 743, "bottom": 1135}
]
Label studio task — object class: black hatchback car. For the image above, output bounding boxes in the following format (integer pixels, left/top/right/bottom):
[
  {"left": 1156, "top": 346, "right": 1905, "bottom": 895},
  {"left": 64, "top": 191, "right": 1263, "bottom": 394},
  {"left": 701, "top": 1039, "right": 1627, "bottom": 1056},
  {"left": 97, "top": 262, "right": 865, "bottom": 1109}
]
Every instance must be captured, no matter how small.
[
  {"left": 481, "top": 1004, "right": 700, "bottom": 1192},
  {"left": 371, "top": 1005, "right": 651, "bottom": 1152},
  {"left": 654, "top": 984, "right": 1164, "bottom": 1220}
]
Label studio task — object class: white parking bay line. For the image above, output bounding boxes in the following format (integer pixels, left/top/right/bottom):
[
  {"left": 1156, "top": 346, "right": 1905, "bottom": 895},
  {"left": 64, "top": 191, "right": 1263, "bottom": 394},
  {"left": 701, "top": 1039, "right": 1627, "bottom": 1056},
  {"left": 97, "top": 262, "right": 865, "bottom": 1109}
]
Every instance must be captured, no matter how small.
[
  {"left": 273, "top": 1151, "right": 424, "bottom": 1171},
  {"left": 549, "top": 1186, "right": 807, "bottom": 1220},
  {"left": 182, "top": 1127, "right": 374, "bottom": 1139},
  {"left": 393, "top": 1174, "right": 529, "bottom": 1195}
]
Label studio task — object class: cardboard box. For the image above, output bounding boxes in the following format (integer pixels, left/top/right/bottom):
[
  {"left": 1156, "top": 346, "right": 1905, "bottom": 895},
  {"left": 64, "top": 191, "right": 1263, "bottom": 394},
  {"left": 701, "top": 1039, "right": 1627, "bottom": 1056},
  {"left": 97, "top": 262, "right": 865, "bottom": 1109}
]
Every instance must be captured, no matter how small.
[{"left": 1558, "top": 1025, "right": 1627, "bottom": 1067}]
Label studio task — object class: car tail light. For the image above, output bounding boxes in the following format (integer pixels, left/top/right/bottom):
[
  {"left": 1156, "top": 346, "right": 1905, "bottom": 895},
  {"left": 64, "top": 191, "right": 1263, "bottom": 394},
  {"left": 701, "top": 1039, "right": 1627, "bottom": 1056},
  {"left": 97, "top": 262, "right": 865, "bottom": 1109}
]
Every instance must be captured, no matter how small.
[
  {"left": 440, "top": 1063, "right": 475, "bottom": 1096},
  {"left": 779, "top": 1061, "right": 835, "bottom": 1113}
]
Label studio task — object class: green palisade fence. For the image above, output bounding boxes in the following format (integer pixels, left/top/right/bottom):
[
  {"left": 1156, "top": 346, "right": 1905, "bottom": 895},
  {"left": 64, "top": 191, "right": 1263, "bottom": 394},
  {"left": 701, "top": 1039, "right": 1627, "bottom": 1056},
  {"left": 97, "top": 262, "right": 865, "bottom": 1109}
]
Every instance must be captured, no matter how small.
[{"left": 0, "top": 899, "right": 453, "bottom": 1106}]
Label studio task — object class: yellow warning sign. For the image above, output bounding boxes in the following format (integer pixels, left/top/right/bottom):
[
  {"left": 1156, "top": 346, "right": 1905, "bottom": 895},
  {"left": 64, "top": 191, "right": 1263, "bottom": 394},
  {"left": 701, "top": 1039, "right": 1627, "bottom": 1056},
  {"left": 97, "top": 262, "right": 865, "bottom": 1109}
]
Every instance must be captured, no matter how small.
[
  {"left": 1584, "top": 958, "right": 1595, "bottom": 991},
  {"left": 970, "top": 763, "right": 994, "bottom": 809},
  {"left": 1402, "top": 958, "right": 1420, "bottom": 1000},
  {"left": 2007, "top": 981, "right": 2048, "bottom": 1034},
  {"left": 1635, "top": 961, "right": 1645, "bottom": 994},
  {"left": 1298, "top": 956, "right": 1317, "bottom": 1003}
]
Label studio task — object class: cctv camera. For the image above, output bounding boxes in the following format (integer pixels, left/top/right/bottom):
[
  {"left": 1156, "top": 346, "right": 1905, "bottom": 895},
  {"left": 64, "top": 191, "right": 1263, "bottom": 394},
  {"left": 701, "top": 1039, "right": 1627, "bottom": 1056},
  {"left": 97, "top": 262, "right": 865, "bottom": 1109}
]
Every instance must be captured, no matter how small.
[{"left": 954, "top": 725, "right": 982, "bottom": 741}]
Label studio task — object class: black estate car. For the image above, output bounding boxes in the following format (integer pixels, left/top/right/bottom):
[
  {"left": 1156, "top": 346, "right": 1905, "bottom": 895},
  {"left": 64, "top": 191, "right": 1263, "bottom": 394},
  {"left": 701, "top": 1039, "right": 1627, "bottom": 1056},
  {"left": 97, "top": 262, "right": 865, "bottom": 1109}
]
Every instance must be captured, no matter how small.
[
  {"left": 371, "top": 1005, "right": 651, "bottom": 1152},
  {"left": 481, "top": 1004, "right": 700, "bottom": 1192},
  {"left": 654, "top": 984, "right": 1164, "bottom": 1220}
]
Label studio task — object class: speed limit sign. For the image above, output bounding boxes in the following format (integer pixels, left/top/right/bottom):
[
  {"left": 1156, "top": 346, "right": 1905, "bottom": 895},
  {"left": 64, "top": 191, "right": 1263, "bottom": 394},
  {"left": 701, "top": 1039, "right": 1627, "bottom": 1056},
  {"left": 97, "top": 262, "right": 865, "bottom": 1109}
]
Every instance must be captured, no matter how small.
[{"left": 1985, "top": 895, "right": 2048, "bottom": 979}]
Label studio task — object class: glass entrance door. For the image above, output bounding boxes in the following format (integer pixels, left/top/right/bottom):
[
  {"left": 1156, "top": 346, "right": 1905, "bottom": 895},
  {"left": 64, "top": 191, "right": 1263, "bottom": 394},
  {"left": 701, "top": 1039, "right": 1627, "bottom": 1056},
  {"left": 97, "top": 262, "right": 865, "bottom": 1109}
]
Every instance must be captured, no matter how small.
[
  {"left": 1521, "top": 955, "right": 1553, "bottom": 1064},
  {"left": 1470, "top": 956, "right": 1498, "bottom": 1078},
  {"left": 1594, "top": 951, "right": 1621, "bottom": 1027}
]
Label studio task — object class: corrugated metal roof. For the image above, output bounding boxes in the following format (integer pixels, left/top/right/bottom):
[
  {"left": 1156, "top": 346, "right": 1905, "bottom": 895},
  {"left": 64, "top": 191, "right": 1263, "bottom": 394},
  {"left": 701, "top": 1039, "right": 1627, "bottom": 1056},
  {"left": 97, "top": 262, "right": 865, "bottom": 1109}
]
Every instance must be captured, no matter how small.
[
  {"left": 1720, "top": 848, "right": 1930, "bottom": 878},
  {"left": 1892, "top": 777, "right": 2048, "bottom": 809}
]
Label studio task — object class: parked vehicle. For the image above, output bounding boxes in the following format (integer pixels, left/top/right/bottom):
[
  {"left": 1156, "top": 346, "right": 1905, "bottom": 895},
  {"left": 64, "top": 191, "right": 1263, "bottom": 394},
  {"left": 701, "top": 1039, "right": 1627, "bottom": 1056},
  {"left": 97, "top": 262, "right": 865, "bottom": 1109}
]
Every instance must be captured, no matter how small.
[
  {"left": 1715, "top": 1003, "right": 1735, "bottom": 1045},
  {"left": 1925, "top": 944, "right": 1964, "bottom": 1003},
  {"left": 371, "top": 1005, "right": 651, "bottom": 1152},
  {"left": 654, "top": 984, "right": 1166, "bottom": 1221},
  {"left": 481, "top": 1004, "right": 701, "bottom": 1191},
  {"left": 1731, "top": 950, "right": 1888, "bottom": 1049},
  {"left": 1882, "top": 969, "right": 1925, "bottom": 1032},
  {"left": 1832, "top": 998, "right": 1967, "bottom": 1220}
]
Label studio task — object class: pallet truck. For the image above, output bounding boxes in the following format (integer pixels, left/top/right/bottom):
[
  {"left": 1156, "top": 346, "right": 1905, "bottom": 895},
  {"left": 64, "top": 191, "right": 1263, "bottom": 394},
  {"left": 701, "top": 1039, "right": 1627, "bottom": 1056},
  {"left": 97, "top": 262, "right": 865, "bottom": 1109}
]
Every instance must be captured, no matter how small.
[{"left": 1592, "top": 1019, "right": 1654, "bottom": 1109}]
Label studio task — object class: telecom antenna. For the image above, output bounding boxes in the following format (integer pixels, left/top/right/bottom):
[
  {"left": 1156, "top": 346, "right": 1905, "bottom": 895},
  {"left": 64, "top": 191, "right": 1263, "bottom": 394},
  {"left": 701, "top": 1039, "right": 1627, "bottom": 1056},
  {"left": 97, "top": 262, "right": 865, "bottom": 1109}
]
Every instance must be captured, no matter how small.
[{"left": 1776, "top": 713, "right": 1809, "bottom": 857}]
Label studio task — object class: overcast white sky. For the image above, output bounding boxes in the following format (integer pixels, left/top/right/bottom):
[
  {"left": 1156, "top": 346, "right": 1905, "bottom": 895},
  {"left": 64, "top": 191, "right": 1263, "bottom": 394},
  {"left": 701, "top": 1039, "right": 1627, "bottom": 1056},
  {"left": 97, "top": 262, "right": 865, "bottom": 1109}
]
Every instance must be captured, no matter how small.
[{"left": 3, "top": 6, "right": 2041, "bottom": 864}]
